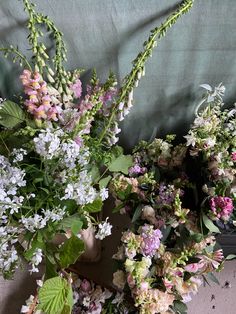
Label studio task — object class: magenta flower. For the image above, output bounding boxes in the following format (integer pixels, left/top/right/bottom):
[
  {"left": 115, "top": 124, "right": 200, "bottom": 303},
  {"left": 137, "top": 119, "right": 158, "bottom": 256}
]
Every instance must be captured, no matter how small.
[
  {"left": 209, "top": 196, "right": 234, "bottom": 221},
  {"left": 231, "top": 152, "right": 236, "bottom": 161},
  {"left": 139, "top": 224, "right": 162, "bottom": 257}
]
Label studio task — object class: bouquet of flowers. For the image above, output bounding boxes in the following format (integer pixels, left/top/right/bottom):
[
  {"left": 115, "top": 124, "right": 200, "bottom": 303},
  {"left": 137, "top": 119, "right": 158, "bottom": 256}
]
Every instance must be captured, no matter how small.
[
  {"left": 111, "top": 132, "right": 225, "bottom": 314},
  {"left": 185, "top": 84, "right": 236, "bottom": 231},
  {"left": 0, "top": 0, "right": 194, "bottom": 313}
]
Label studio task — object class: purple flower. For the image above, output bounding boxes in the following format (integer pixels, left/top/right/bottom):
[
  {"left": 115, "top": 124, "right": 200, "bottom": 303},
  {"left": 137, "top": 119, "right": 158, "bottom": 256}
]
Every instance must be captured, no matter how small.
[
  {"left": 129, "top": 164, "right": 146, "bottom": 176},
  {"left": 156, "top": 183, "right": 175, "bottom": 206},
  {"left": 139, "top": 224, "right": 162, "bottom": 257}
]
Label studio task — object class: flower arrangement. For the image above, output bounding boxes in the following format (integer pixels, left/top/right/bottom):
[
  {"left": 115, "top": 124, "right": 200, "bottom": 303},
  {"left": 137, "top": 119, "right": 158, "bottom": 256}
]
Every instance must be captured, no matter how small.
[
  {"left": 1, "top": 0, "right": 235, "bottom": 313},
  {"left": 0, "top": 0, "right": 196, "bottom": 313},
  {"left": 108, "top": 84, "right": 235, "bottom": 314}
]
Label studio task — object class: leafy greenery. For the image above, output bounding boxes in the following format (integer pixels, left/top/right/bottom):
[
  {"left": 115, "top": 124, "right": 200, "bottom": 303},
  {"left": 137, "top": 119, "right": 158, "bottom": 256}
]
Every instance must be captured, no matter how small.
[
  {"left": 59, "top": 235, "right": 85, "bottom": 269},
  {"left": 108, "top": 154, "right": 133, "bottom": 174},
  {"left": 0, "top": 101, "right": 25, "bottom": 128},
  {"left": 202, "top": 214, "right": 221, "bottom": 233},
  {"left": 38, "top": 277, "right": 73, "bottom": 314}
]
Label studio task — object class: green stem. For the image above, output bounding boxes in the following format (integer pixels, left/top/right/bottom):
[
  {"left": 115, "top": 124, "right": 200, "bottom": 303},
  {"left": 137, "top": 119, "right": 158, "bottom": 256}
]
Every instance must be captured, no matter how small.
[
  {"left": 0, "top": 47, "right": 32, "bottom": 70},
  {"left": 98, "top": 0, "right": 194, "bottom": 144}
]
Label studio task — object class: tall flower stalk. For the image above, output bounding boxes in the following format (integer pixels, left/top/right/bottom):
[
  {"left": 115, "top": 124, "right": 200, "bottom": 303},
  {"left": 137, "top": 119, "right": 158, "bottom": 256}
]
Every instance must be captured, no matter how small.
[{"left": 98, "top": 0, "right": 194, "bottom": 144}]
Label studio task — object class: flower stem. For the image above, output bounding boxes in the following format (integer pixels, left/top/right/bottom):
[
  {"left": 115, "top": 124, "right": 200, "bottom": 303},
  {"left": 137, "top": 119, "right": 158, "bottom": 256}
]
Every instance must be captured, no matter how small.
[{"left": 98, "top": 0, "right": 194, "bottom": 144}]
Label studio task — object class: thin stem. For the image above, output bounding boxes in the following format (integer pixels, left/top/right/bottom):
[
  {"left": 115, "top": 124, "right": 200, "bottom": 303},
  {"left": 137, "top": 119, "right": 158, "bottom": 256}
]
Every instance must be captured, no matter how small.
[
  {"left": 98, "top": 0, "right": 194, "bottom": 144},
  {"left": 0, "top": 47, "right": 32, "bottom": 70}
]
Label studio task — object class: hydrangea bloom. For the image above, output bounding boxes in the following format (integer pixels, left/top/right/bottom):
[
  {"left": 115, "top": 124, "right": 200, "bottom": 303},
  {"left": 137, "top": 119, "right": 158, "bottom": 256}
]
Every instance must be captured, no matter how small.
[{"left": 139, "top": 224, "right": 162, "bottom": 257}]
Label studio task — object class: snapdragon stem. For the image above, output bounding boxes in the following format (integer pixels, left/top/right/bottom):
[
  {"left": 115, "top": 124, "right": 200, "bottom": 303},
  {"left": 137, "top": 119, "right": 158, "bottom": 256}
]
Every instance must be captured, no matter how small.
[{"left": 98, "top": 0, "right": 194, "bottom": 144}]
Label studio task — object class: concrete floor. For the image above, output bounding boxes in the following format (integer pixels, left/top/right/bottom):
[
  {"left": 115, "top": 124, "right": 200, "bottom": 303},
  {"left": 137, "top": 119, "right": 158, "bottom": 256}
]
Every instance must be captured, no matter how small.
[{"left": 1, "top": 261, "right": 236, "bottom": 314}]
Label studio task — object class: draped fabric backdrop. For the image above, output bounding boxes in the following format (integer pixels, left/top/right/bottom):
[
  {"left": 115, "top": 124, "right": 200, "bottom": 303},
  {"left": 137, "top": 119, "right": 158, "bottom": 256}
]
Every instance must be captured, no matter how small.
[{"left": 0, "top": 0, "right": 235, "bottom": 150}]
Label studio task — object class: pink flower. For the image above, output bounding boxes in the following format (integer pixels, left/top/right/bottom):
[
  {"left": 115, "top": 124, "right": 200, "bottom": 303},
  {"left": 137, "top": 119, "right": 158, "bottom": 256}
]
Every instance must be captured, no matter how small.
[
  {"left": 210, "top": 196, "right": 234, "bottom": 221},
  {"left": 184, "top": 263, "right": 201, "bottom": 273},
  {"left": 231, "top": 152, "right": 236, "bottom": 161},
  {"left": 20, "top": 69, "right": 59, "bottom": 122},
  {"left": 71, "top": 79, "right": 82, "bottom": 98},
  {"left": 80, "top": 279, "right": 92, "bottom": 292}
]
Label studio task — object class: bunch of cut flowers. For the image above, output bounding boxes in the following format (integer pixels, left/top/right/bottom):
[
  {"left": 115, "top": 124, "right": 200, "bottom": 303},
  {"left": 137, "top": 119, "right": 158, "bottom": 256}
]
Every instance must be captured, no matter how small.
[{"left": 110, "top": 133, "right": 226, "bottom": 314}]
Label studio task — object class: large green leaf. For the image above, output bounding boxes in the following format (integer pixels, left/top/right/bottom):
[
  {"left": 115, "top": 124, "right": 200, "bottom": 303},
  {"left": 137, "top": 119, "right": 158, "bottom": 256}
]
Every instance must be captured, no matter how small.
[
  {"left": 38, "top": 276, "right": 72, "bottom": 314},
  {"left": 57, "top": 214, "right": 83, "bottom": 232},
  {"left": 59, "top": 235, "right": 85, "bottom": 268},
  {"left": 0, "top": 100, "right": 25, "bottom": 128},
  {"left": 202, "top": 214, "right": 220, "bottom": 233},
  {"left": 83, "top": 198, "right": 103, "bottom": 213},
  {"left": 108, "top": 154, "right": 133, "bottom": 174}
]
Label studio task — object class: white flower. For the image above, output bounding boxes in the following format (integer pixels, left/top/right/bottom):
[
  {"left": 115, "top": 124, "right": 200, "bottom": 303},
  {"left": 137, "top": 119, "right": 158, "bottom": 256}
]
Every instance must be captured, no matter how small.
[
  {"left": 29, "top": 249, "right": 43, "bottom": 274},
  {"left": 82, "top": 296, "right": 91, "bottom": 307},
  {"left": 100, "top": 188, "right": 108, "bottom": 201},
  {"left": 11, "top": 148, "right": 27, "bottom": 163},
  {"left": 21, "top": 295, "right": 35, "bottom": 313},
  {"left": 184, "top": 133, "right": 196, "bottom": 147},
  {"left": 33, "top": 128, "right": 63, "bottom": 159},
  {"left": 63, "top": 170, "right": 97, "bottom": 205},
  {"left": 204, "top": 137, "right": 216, "bottom": 148},
  {"left": 95, "top": 218, "right": 112, "bottom": 240}
]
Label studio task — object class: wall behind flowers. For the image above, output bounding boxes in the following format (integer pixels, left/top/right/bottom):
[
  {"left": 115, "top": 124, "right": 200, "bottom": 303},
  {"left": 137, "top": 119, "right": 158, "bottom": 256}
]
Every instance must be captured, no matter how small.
[{"left": 0, "top": 0, "right": 236, "bottom": 149}]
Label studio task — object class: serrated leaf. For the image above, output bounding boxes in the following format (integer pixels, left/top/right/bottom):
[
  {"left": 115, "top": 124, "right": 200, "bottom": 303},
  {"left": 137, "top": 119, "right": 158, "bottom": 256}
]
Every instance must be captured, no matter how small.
[
  {"left": 38, "top": 276, "right": 71, "bottom": 314},
  {"left": 108, "top": 154, "right": 133, "bottom": 174},
  {"left": 99, "top": 175, "right": 112, "bottom": 188},
  {"left": 202, "top": 214, "right": 220, "bottom": 233},
  {"left": 83, "top": 198, "right": 103, "bottom": 213},
  {"left": 59, "top": 235, "right": 84, "bottom": 268},
  {"left": 0, "top": 100, "right": 25, "bottom": 128}
]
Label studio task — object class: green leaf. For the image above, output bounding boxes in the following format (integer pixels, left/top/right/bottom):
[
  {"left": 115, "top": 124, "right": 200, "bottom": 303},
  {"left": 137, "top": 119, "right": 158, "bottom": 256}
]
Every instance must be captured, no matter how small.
[
  {"left": 45, "top": 257, "right": 58, "bottom": 280},
  {"left": 206, "top": 272, "right": 220, "bottom": 285},
  {"left": 83, "top": 198, "right": 103, "bottom": 213},
  {"left": 108, "top": 154, "right": 133, "bottom": 174},
  {"left": 173, "top": 300, "right": 188, "bottom": 314},
  {"left": 71, "top": 220, "right": 83, "bottom": 236},
  {"left": 226, "top": 254, "right": 236, "bottom": 260},
  {"left": 112, "top": 202, "right": 125, "bottom": 213},
  {"left": 38, "top": 276, "right": 72, "bottom": 314},
  {"left": 89, "top": 165, "right": 100, "bottom": 181},
  {"left": 202, "top": 214, "right": 220, "bottom": 233},
  {"left": 131, "top": 205, "right": 143, "bottom": 223},
  {"left": 59, "top": 235, "right": 85, "bottom": 268},
  {"left": 99, "top": 175, "right": 112, "bottom": 188},
  {"left": 0, "top": 101, "right": 25, "bottom": 128},
  {"left": 57, "top": 214, "right": 83, "bottom": 232},
  {"left": 190, "top": 232, "right": 204, "bottom": 243}
]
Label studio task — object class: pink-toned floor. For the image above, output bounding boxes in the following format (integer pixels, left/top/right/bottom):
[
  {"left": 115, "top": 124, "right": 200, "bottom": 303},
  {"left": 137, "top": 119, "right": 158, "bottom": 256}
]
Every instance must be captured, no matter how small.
[{"left": 1, "top": 261, "right": 236, "bottom": 314}]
